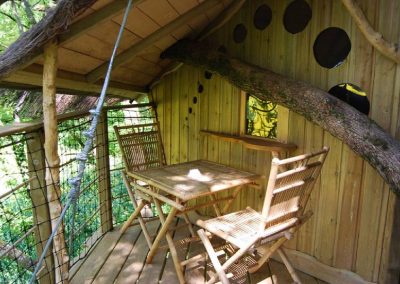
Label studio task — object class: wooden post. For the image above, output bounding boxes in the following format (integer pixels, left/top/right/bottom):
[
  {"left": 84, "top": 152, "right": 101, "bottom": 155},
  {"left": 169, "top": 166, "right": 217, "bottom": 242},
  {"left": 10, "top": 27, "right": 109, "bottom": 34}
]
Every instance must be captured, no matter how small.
[
  {"left": 42, "top": 40, "right": 70, "bottom": 283},
  {"left": 26, "top": 129, "right": 55, "bottom": 284},
  {"left": 96, "top": 111, "right": 113, "bottom": 233}
]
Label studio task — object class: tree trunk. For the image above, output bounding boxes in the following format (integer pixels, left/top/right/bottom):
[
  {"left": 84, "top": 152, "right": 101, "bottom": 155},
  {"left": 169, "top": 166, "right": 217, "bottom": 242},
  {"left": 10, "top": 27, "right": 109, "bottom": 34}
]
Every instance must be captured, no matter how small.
[
  {"left": 42, "top": 40, "right": 69, "bottom": 283},
  {"left": 161, "top": 39, "right": 400, "bottom": 195}
]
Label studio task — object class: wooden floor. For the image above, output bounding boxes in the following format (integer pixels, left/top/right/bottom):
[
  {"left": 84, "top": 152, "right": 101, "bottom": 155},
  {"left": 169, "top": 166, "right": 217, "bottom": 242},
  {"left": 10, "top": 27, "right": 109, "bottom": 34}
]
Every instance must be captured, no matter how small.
[{"left": 70, "top": 218, "right": 327, "bottom": 284}]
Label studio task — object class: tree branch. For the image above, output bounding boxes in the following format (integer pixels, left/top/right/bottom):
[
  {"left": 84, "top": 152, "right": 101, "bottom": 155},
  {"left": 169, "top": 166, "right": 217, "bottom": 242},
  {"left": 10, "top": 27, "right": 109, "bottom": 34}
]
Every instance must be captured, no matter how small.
[
  {"left": 22, "top": 0, "right": 37, "bottom": 25},
  {"left": 341, "top": 0, "right": 400, "bottom": 64},
  {"left": 162, "top": 39, "right": 400, "bottom": 195},
  {"left": 11, "top": 0, "right": 25, "bottom": 33},
  {"left": 0, "top": 239, "right": 35, "bottom": 271},
  {"left": 0, "top": 10, "right": 29, "bottom": 29}
]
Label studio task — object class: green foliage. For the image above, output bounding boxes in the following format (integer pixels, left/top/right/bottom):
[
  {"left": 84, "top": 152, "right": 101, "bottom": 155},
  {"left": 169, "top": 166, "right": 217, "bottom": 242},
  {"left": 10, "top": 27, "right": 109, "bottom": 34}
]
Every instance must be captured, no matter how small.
[
  {"left": 246, "top": 94, "right": 278, "bottom": 139},
  {"left": 0, "top": 97, "right": 157, "bottom": 282},
  {"left": 0, "top": 105, "right": 14, "bottom": 124},
  {"left": 0, "top": 0, "right": 54, "bottom": 52}
]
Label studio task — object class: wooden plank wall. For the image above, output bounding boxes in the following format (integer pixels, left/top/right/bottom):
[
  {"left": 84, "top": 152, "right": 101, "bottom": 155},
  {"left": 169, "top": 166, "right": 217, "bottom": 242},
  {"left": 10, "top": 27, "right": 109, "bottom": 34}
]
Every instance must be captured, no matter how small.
[{"left": 151, "top": 0, "right": 400, "bottom": 282}]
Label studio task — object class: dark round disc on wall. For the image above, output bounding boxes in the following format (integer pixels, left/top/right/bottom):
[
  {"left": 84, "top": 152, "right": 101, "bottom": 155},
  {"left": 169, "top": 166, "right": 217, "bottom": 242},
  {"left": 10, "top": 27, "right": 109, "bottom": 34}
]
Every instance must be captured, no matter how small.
[
  {"left": 283, "top": 0, "right": 312, "bottom": 34},
  {"left": 233, "top": 24, "right": 247, "bottom": 43},
  {"left": 204, "top": 71, "right": 212, "bottom": 79},
  {"left": 188, "top": 107, "right": 193, "bottom": 114},
  {"left": 218, "top": 45, "right": 227, "bottom": 53},
  {"left": 193, "top": 96, "right": 198, "bottom": 104},
  {"left": 313, "top": 27, "right": 351, "bottom": 68},
  {"left": 328, "top": 83, "right": 370, "bottom": 115},
  {"left": 254, "top": 4, "right": 272, "bottom": 30},
  {"left": 198, "top": 83, "right": 204, "bottom": 93}
]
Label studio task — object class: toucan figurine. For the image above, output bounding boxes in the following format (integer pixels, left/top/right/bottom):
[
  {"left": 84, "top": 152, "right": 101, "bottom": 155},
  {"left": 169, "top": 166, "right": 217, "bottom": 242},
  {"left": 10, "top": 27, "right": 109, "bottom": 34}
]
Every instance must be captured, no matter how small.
[{"left": 328, "top": 83, "right": 370, "bottom": 115}]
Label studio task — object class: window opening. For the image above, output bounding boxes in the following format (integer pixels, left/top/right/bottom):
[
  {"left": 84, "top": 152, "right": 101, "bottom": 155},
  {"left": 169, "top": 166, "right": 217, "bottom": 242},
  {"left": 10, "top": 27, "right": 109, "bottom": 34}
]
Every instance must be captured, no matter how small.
[{"left": 245, "top": 93, "right": 277, "bottom": 139}]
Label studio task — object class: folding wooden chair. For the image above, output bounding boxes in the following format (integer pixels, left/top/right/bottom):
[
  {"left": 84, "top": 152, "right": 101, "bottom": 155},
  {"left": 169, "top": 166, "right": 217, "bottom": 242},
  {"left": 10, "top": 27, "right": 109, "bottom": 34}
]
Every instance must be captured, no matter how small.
[
  {"left": 114, "top": 123, "right": 166, "bottom": 245},
  {"left": 196, "top": 147, "right": 329, "bottom": 284},
  {"left": 115, "top": 122, "right": 196, "bottom": 248}
]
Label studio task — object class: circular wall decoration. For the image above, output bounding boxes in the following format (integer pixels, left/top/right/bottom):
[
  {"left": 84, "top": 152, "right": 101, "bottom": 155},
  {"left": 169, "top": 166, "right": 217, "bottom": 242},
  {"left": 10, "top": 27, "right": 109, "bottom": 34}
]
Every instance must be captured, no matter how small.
[
  {"left": 313, "top": 27, "right": 351, "bottom": 68},
  {"left": 204, "top": 71, "right": 213, "bottom": 79},
  {"left": 233, "top": 24, "right": 247, "bottom": 43},
  {"left": 254, "top": 4, "right": 272, "bottom": 30},
  {"left": 328, "top": 83, "right": 370, "bottom": 115},
  {"left": 198, "top": 83, "right": 204, "bottom": 93},
  {"left": 218, "top": 45, "right": 227, "bottom": 53},
  {"left": 283, "top": 0, "right": 312, "bottom": 34}
]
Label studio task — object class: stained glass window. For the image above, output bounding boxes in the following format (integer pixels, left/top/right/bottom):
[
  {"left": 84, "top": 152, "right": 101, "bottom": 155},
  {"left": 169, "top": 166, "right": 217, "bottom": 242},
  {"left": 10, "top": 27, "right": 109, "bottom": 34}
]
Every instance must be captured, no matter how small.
[{"left": 245, "top": 94, "right": 277, "bottom": 139}]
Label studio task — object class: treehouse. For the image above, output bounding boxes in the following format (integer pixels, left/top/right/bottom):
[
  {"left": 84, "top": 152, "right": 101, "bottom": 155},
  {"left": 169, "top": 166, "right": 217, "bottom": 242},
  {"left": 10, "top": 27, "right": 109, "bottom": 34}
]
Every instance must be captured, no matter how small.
[{"left": 0, "top": 0, "right": 399, "bottom": 283}]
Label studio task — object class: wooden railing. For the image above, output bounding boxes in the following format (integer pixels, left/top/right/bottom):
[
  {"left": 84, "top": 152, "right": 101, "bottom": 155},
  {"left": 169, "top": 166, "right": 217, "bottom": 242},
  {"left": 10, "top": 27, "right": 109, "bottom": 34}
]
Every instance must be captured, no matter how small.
[{"left": 0, "top": 103, "right": 156, "bottom": 283}]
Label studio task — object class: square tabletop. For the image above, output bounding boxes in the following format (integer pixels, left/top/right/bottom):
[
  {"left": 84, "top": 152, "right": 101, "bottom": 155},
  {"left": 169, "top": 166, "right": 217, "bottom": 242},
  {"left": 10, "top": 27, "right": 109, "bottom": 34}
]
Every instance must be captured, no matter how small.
[{"left": 128, "top": 160, "right": 261, "bottom": 201}]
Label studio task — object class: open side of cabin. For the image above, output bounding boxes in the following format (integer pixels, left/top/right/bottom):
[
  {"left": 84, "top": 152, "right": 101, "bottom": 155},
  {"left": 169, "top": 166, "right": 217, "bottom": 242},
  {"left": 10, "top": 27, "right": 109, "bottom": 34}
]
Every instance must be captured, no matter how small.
[{"left": 0, "top": 0, "right": 399, "bottom": 283}]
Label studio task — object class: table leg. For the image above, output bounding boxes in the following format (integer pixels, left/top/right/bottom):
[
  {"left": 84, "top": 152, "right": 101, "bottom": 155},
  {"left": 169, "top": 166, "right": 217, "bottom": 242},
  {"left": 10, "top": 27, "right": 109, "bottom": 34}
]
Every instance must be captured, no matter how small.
[
  {"left": 182, "top": 213, "right": 196, "bottom": 238},
  {"left": 209, "top": 195, "right": 221, "bottom": 216},
  {"left": 151, "top": 199, "right": 185, "bottom": 283},
  {"left": 119, "top": 200, "right": 145, "bottom": 234},
  {"left": 146, "top": 201, "right": 178, "bottom": 263},
  {"left": 121, "top": 173, "right": 153, "bottom": 248},
  {"left": 221, "top": 185, "right": 243, "bottom": 214}
]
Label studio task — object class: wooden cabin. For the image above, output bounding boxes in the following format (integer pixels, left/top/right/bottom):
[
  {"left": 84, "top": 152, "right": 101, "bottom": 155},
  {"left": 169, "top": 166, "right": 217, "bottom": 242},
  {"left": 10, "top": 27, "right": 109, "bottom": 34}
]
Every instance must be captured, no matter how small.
[{"left": 0, "top": 0, "right": 399, "bottom": 283}]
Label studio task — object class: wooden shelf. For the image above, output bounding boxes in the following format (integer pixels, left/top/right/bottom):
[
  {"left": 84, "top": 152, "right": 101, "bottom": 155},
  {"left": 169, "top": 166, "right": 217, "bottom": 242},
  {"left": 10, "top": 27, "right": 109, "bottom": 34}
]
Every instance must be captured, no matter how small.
[{"left": 200, "top": 130, "right": 297, "bottom": 153}]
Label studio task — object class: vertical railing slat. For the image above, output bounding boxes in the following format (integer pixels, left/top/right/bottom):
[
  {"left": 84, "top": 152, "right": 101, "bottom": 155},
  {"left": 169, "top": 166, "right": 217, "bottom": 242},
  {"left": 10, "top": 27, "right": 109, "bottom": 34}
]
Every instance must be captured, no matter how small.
[
  {"left": 26, "top": 129, "right": 55, "bottom": 284},
  {"left": 96, "top": 111, "right": 113, "bottom": 233}
]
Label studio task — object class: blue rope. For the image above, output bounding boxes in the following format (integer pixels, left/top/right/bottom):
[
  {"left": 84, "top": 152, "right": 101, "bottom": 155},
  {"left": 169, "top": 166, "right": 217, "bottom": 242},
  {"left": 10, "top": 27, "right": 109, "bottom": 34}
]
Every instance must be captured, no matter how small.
[{"left": 29, "top": 0, "right": 134, "bottom": 282}]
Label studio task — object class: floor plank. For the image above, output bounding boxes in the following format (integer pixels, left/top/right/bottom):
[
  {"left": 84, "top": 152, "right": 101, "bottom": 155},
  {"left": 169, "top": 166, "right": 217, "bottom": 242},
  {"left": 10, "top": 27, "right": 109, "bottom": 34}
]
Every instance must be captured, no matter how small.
[
  {"left": 114, "top": 221, "right": 160, "bottom": 284},
  {"left": 269, "top": 259, "right": 319, "bottom": 284},
  {"left": 185, "top": 237, "right": 208, "bottom": 283},
  {"left": 71, "top": 219, "right": 330, "bottom": 284},
  {"left": 70, "top": 230, "right": 122, "bottom": 284},
  {"left": 92, "top": 225, "right": 142, "bottom": 283},
  {"left": 249, "top": 262, "right": 274, "bottom": 284}
]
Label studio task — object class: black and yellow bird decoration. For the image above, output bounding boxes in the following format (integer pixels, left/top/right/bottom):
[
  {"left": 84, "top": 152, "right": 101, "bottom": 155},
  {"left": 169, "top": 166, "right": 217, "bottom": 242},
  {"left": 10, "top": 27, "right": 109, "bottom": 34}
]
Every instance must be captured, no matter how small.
[{"left": 328, "top": 83, "right": 370, "bottom": 115}]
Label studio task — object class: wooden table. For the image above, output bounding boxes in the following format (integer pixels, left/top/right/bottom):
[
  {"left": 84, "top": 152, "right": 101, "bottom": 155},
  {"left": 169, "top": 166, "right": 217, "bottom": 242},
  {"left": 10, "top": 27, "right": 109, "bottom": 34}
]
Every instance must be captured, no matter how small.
[{"left": 127, "top": 160, "right": 261, "bottom": 284}]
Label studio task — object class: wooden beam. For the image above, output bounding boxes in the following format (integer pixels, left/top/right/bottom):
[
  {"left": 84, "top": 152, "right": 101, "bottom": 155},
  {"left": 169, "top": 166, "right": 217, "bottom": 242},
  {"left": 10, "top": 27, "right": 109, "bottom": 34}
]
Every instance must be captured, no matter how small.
[
  {"left": 19, "top": 0, "right": 141, "bottom": 70},
  {"left": 59, "top": 0, "right": 142, "bottom": 44},
  {"left": 341, "top": 0, "right": 400, "bottom": 64},
  {"left": 149, "top": 0, "right": 246, "bottom": 89},
  {"left": 1, "top": 69, "right": 147, "bottom": 99},
  {"left": 42, "top": 40, "right": 70, "bottom": 283},
  {"left": 86, "top": 0, "right": 221, "bottom": 83},
  {"left": 0, "top": 103, "right": 154, "bottom": 138},
  {"left": 196, "top": 0, "right": 246, "bottom": 40}
]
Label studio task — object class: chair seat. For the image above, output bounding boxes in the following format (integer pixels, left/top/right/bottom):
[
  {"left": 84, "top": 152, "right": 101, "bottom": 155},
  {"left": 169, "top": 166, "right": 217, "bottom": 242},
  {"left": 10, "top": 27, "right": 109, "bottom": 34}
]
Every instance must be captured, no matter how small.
[{"left": 197, "top": 208, "right": 298, "bottom": 249}]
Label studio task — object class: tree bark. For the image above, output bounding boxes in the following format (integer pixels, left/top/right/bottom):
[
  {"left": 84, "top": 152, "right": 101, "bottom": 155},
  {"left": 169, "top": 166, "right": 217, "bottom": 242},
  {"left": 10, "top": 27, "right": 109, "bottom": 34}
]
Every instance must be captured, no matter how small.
[
  {"left": 161, "top": 39, "right": 400, "bottom": 195},
  {"left": 341, "top": 0, "right": 400, "bottom": 65},
  {"left": 42, "top": 40, "right": 69, "bottom": 283}
]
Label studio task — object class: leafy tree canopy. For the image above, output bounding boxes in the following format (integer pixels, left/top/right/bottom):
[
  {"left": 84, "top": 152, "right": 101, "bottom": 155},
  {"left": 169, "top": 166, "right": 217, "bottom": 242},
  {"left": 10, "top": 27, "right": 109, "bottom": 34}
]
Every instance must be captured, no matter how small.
[{"left": 0, "top": 0, "right": 54, "bottom": 53}]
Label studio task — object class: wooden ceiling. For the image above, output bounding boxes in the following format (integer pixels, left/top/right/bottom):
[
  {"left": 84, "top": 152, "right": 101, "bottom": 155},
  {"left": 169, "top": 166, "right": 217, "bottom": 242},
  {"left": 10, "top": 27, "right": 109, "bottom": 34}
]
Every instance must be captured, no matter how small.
[{"left": 1, "top": 0, "right": 232, "bottom": 98}]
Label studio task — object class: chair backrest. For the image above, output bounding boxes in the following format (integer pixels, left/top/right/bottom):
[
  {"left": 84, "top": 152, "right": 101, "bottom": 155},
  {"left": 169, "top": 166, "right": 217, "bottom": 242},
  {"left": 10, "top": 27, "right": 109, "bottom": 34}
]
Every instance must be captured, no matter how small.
[
  {"left": 114, "top": 122, "right": 167, "bottom": 172},
  {"left": 261, "top": 147, "right": 329, "bottom": 227}
]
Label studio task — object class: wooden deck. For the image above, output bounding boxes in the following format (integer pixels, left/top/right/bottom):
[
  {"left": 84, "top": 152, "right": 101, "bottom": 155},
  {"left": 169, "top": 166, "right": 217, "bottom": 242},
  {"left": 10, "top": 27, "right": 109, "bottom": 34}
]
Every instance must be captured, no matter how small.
[{"left": 70, "top": 218, "right": 327, "bottom": 284}]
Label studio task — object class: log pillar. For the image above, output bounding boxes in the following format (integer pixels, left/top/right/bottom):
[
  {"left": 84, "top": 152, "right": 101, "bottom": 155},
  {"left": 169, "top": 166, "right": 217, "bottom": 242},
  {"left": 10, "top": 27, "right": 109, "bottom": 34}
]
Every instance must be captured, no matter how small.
[
  {"left": 96, "top": 111, "right": 113, "bottom": 233},
  {"left": 26, "top": 129, "right": 55, "bottom": 284},
  {"left": 42, "top": 40, "right": 69, "bottom": 283}
]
